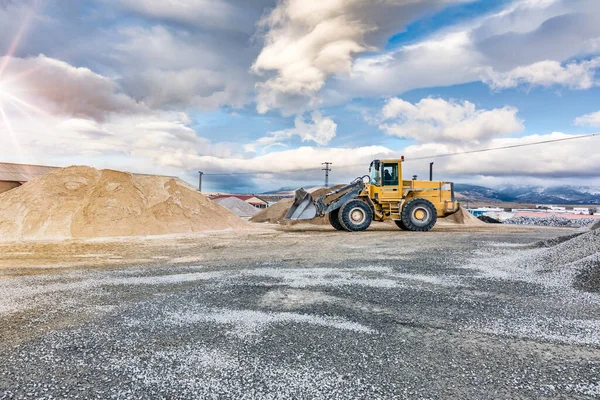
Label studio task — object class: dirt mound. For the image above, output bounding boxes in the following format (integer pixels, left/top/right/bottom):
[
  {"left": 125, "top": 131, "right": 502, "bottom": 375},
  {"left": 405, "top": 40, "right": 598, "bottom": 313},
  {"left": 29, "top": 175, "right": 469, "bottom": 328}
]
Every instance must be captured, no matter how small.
[
  {"left": 439, "top": 206, "right": 485, "bottom": 226},
  {"left": 591, "top": 221, "right": 600, "bottom": 231},
  {"left": 0, "top": 166, "right": 248, "bottom": 241},
  {"left": 250, "top": 198, "right": 293, "bottom": 224},
  {"left": 250, "top": 186, "right": 343, "bottom": 225},
  {"left": 213, "top": 197, "right": 260, "bottom": 218}
]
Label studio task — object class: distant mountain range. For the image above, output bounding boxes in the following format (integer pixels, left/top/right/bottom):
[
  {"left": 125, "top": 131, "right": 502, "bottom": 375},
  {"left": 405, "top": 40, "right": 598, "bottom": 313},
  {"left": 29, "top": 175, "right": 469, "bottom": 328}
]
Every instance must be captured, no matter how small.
[
  {"left": 454, "top": 184, "right": 600, "bottom": 205},
  {"left": 264, "top": 184, "right": 600, "bottom": 205}
]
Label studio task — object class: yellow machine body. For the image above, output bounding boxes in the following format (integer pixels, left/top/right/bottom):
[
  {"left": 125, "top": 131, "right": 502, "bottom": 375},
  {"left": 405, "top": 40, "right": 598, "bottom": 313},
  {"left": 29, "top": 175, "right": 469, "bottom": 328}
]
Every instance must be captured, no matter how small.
[
  {"left": 285, "top": 158, "right": 459, "bottom": 232},
  {"left": 360, "top": 159, "right": 458, "bottom": 221}
]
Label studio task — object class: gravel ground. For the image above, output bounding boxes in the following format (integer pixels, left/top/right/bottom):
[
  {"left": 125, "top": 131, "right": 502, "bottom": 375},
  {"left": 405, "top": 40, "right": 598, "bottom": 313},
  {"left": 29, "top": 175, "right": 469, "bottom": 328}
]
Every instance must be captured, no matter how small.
[{"left": 1, "top": 224, "right": 599, "bottom": 399}]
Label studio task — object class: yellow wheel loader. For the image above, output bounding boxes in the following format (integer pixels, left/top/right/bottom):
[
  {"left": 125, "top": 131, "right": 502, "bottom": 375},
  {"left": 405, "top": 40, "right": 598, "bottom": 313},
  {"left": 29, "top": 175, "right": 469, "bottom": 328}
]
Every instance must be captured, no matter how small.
[{"left": 285, "top": 158, "right": 459, "bottom": 232}]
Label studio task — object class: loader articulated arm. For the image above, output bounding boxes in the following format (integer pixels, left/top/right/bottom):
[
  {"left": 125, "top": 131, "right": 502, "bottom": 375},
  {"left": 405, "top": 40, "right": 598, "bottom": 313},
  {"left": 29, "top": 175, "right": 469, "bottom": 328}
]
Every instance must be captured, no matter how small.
[{"left": 284, "top": 178, "right": 366, "bottom": 221}]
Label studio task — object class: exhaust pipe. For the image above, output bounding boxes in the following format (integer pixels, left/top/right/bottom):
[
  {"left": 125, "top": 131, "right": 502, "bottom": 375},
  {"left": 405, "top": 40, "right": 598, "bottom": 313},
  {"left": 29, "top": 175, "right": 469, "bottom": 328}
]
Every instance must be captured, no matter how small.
[{"left": 430, "top": 162, "right": 434, "bottom": 181}]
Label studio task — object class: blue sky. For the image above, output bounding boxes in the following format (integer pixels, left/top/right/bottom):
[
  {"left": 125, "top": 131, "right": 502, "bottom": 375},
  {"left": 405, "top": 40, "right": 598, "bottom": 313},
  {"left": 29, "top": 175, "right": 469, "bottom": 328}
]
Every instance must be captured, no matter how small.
[{"left": 1, "top": 0, "right": 600, "bottom": 192}]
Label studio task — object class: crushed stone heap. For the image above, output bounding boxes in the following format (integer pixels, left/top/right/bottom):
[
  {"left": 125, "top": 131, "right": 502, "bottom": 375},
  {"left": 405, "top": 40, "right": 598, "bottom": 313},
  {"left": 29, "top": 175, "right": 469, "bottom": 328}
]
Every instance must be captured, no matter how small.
[
  {"left": 526, "top": 229, "right": 600, "bottom": 293},
  {"left": 213, "top": 197, "right": 260, "bottom": 218},
  {"left": 0, "top": 166, "right": 248, "bottom": 241},
  {"left": 503, "top": 215, "right": 599, "bottom": 228}
]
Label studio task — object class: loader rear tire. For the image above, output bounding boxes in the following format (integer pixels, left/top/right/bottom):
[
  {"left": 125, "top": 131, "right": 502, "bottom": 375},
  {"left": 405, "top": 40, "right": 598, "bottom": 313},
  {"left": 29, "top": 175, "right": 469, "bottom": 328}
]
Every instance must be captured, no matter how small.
[
  {"left": 328, "top": 209, "right": 345, "bottom": 231},
  {"left": 338, "top": 200, "right": 372, "bottom": 232},
  {"left": 401, "top": 198, "right": 437, "bottom": 232},
  {"left": 394, "top": 220, "right": 410, "bottom": 231}
]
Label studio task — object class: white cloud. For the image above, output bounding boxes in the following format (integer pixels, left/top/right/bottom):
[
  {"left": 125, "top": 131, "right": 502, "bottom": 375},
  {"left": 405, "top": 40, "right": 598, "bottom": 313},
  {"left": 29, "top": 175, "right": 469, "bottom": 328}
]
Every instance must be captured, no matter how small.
[
  {"left": 246, "top": 110, "right": 337, "bottom": 152},
  {"left": 574, "top": 110, "right": 600, "bottom": 127},
  {"left": 379, "top": 97, "right": 524, "bottom": 143},
  {"left": 252, "top": 0, "right": 468, "bottom": 114},
  {"left": 484, "top": 58, "right": 600, "bottom": 90},
  {"left": 195, "top": 145, "right": 394, "bottom": 177},
  {"left": 294, "top": 111, "right": 337, "bottom": 145},
  {"left": 0, "top": 108, "right": 210, "bottom": 162}
]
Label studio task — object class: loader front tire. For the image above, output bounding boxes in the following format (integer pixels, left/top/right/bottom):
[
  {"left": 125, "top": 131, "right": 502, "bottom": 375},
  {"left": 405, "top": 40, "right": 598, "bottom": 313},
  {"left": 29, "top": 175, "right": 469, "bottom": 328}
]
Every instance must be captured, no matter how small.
[
  {"left": 328, "top": 209, "right": 345, "bottom": 231},
  {"left": 338, "top": 200, "right": 372, "bottom": 232},
  {"left": 401, "top": 198, "right": 437, "bottom": 232}
]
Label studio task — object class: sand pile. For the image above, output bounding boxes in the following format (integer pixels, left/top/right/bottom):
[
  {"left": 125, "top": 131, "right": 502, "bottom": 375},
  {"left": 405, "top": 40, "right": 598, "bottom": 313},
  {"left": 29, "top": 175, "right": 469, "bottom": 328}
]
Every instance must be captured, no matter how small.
[
  {"left": 439, "top": 206, "right": 485, "bottom": 226},
  {"left": 250, "top": 198, "right": 294, "bottom": 224},
  {"left": 213, "top": 197, "right": 260, "bottom": 218},
  {"left": 0, "top": 166, "right": 248, "bottom": 241},
  {"left": 250, "top": 186, "right": 344, "bottom": 225}
]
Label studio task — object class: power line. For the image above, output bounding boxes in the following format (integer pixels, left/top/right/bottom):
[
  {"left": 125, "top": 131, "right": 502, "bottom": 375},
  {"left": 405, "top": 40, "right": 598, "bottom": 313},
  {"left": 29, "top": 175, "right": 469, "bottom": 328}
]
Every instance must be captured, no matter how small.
[
  {"left": 404, "top": 133, "right": 600, "bottom": 162},
  {"left": 202, "top": 132, "right": 599, "bottom": 176},
  {"left": 4, "top": 129, "right": 596, "bottom": 177}
]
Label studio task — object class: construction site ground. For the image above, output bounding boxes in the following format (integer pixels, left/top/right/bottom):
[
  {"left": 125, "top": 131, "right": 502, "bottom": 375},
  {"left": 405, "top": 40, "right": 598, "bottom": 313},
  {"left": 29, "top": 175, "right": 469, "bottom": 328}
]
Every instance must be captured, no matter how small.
[{"left": 1, "top": 223, "right": 599, "bottom": 399}]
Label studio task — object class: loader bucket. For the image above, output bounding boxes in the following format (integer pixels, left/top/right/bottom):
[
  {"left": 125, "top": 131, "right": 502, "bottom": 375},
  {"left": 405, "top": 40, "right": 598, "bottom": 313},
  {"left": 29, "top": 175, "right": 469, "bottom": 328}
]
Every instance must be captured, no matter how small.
[{"left": 284, "top": 188, "right": 318, "bottom": 220}]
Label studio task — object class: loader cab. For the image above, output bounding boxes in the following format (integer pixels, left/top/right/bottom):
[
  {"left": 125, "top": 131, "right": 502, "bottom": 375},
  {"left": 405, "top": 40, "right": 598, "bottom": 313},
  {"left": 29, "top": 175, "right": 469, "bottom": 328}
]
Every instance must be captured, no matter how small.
[
  {"left": 369, "top": 159, "right": 403, "bottom": 200},
  {"left": 369, "top": 159, "right": 402, "bottom": 186}
]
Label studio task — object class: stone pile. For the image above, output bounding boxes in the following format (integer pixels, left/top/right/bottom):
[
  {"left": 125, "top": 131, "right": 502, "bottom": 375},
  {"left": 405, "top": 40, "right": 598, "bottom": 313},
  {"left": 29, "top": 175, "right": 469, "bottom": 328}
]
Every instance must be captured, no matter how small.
[{"left": 503, "top": 216, "right": 599, "bottom": 228}]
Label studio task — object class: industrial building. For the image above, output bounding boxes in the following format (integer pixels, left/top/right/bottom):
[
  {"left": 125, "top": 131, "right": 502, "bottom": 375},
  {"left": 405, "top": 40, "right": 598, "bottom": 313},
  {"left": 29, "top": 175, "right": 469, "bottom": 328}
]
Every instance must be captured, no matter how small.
[{"left": 0, "top": 162, "right": 59, "bottom": 194}]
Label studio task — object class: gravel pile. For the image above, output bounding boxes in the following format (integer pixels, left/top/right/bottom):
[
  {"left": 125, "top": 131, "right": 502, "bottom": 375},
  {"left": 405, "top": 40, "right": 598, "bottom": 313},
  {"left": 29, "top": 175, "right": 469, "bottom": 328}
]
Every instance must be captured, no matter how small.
[
  {"left": 466, "top": 229, "right": 600, "bottom": 293},
  {"left": 213, "top": 197, "right": 260, "bottom": 218},
  {"left": 503, "top": 215, "right": 599, "bottom": 228}
]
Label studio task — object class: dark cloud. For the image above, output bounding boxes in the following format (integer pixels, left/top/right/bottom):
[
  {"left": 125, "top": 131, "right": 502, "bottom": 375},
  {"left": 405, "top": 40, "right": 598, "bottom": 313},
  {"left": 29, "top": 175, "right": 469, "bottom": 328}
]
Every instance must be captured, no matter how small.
[
  {"left": 477, "top": 12, "right": 600, "bottom": 70},
  {"left": 0, "top": 0, "right": 265, "bottom": 113},
  {"left": 114, "top": 0, "right": 275, "bottom": 34},
  {"left": 1, "top": 55, "right": 146, "bottom": 121}
]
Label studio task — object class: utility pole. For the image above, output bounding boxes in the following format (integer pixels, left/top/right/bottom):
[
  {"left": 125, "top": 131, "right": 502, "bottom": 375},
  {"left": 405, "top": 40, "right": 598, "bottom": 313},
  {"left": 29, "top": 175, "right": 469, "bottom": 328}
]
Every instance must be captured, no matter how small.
[
  {"left": 321, "top": 162, "right": 332, "bottom": 188},
  {"left": 198, "top": 171, "right": 204, "bottom": 192}
]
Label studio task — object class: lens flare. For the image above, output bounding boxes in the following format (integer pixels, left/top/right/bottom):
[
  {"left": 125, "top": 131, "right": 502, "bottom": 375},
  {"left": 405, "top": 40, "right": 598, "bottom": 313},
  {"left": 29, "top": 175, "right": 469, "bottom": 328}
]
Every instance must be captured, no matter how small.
[{"left": 0, "top": 2, "right": 49, "bottom": 162}]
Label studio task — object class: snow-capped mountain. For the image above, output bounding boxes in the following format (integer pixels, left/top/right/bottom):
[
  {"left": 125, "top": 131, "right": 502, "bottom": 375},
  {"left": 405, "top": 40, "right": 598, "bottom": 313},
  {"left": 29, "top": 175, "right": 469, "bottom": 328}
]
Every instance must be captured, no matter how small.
[
  {"left": 455, "top": 184, "right": 600, "bottom": 205},
  {"left": 264, "top": 184, "right": 600, "bottom": 205}
]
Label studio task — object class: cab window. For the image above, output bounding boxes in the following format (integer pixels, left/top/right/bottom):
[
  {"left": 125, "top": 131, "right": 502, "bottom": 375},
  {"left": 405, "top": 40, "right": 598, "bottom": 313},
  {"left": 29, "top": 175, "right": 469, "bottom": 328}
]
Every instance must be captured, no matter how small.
[
  {"left": 369, "top": 161, "right": 381, "bottom": 186},
  {"left": 383, "top": 163, "right": 398, "bottom": 186}
]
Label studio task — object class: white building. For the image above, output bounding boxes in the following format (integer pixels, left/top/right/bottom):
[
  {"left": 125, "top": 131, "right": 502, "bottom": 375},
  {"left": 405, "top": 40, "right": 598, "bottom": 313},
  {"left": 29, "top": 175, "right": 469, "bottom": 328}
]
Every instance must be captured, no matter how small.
[{"left": 573, "top": 208, "right": 591, "bottom": 215}]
